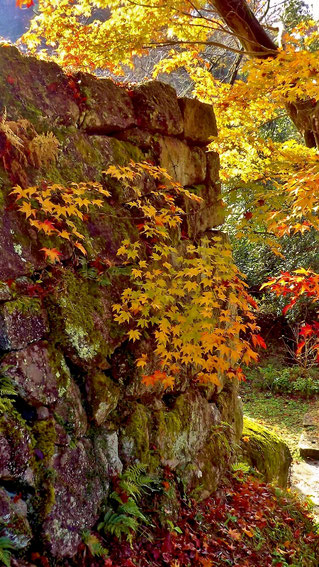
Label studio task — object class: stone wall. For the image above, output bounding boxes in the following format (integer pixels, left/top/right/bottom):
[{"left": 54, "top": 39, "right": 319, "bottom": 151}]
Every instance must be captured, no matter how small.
[{"left": 0, "top": 46, "right": 242, "bottom": 562}]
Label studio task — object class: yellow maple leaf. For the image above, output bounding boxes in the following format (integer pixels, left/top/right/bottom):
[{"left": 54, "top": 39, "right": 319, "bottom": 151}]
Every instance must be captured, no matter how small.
[
  {"left": 128, "top": 329, "right": 141, "bottom": 342},
  {"left": 18, "top": 201, "right": 36, "bottom": 219}
]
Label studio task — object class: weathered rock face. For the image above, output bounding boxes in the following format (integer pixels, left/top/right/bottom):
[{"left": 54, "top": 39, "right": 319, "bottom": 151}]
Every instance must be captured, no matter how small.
[{"left": 0, "top": 45, "right": 242, "bottom": 562}]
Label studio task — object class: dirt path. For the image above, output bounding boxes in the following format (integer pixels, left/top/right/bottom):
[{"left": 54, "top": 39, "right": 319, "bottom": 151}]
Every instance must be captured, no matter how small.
[
  {"left": 290, "top": 402, "right": 319, "bottom": 521},
  {"left": 291, "top": 460, "right": 319, "bottom": 520}
]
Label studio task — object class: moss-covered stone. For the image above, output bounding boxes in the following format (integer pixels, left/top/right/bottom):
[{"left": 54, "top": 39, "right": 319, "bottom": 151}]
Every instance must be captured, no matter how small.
[
  {"left": 0, "top": 45, "right": 80, "bottom": 128},
  {"left": 86, "top": 372, "right": 121, "bottom": 426},
  {"left": 216, "top": 380, "right": 243, "bottom": 442},
  {"left": 155, "top": 392, "right": 214, "bottom": 469},
  {"left": 48, "top": 269, "right": 124, "bottom": 367},
  {"left": 241, "top": 416, "right": 292, "bottom": 488},
  {"left": 33, "top": 418, "right": 56, "bottom": 467},
  {"left": 121, "top": 403, "right": 160, "bottom": 471}
]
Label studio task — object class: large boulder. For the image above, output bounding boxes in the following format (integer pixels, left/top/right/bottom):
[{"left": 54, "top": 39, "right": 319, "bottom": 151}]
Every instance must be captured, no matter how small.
[{"left": 241, "top": 416, "right": 292, "bottom": 487}]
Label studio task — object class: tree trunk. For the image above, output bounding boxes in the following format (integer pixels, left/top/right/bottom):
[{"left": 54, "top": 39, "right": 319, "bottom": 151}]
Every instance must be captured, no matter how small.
[
  {"left": 212, "top": 0, "right": 319, "bottom": 148},
  {"left": 211, "top": 0, "right": 277, "bottom": 57}
]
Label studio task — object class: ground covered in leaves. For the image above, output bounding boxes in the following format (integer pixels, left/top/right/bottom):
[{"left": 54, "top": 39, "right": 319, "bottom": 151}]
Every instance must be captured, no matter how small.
[{"left": 62, "top": 475, "right": 319, "bottom": 567}]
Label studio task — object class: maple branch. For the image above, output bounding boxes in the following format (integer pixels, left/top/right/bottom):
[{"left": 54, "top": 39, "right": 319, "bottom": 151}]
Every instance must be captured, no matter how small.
[
  {"left": 126, "top": 0, "right": 273, "bottom": 49},
  {"left": 146, "top": 39, "right": 274, "bottom": 57},
  {"left": 228, "top": 49, "right": 244, "bottom": 85}
]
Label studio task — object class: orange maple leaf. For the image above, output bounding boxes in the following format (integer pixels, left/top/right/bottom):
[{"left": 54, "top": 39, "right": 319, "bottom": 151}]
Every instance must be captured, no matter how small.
[
  {"left": 41, "top": 248, "right": 62, "bottom": 263},
  {"left": 142, "top": 369, "right": 168, "bottom": 387},
  {"left": 74, "top": 241, "right": 87, "bottom": 255}
]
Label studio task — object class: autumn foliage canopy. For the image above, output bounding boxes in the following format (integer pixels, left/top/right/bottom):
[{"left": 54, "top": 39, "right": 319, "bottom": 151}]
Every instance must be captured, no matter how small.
[{"left": 13, "top": 0, "right": 319, "bottom": 378}]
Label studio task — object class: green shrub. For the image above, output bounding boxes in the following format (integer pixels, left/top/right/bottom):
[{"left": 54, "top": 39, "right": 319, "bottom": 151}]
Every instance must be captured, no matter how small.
[{"left": 247, "top": 364, "right": 319, "bottom": 397}]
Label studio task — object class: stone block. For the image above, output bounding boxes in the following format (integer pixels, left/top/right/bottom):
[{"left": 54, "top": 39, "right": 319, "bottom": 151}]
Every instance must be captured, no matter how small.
[
  {"left": 76, "top": 72, "right": 136, "bottom": 133},
  {"left": 184, "top": 184, "right": 225, "bottom": 238},
  {"left": 117, "top": 127, "right": 156, "bottom": 150},
  {"left": 0, "top": 298, "right": 49, "bottom": 350},
  {"left": 1, "top": 342, "right": 62, "bottom": 406},
  {"left": 42, "top": 440, "right": 106, "bottom": 558},
  {"left": 86, "top": 372, "right": 120, "bottom": 426},
  {"left": 54, "top": 378, "right": 88, "bottom": 438},
  {"left": 206, "top": 150, "right": 220, "bottom": 184},
  {"left": 0, "top": 46, "right": 80, "bottom": 127},
  {"left": 179, "top": 97, "right": 217, "bottom": 145},
  {"left": 299, "top": 429, "right": 319, "bottom": 459},
  {"left": 131, "top": 81, "right": 183, "bottom": 135},
  {"left": 94, "top": 430, "right": 123, "bottom": 476},
  {"left": 157, "top": 137, "right": 206, "bottom": 186},
  {"left": 0, "top": 488, "right": 32, "bottom": 550},
  {"left": 0, "top": 414, "right": 34, "bottom": 485}
]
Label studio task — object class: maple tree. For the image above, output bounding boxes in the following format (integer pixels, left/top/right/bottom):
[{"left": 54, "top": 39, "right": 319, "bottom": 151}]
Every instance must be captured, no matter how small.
[{"left": 16, "top": 0, "right": 319, "bottom": 366}]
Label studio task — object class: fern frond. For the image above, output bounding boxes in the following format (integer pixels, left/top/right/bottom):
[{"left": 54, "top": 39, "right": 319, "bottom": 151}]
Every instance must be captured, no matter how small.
[
  {"left": 121, "top": 463, "right": 146, "bottom": 484},
  {"left": 82, "top": 531, "right": 108, "bottom": 558},
  {"left": 120, "top": 463, "right": 157, "bottom": 497},
  {"left": 0, "top": 374, "right": 17, "bottom": 398},
  {"left": 118, "top": 497, "right": 148, "bottom": 523},
  {"left": 0, "top": 536, "right": 17, "bottom": 567},
  {"left": 118, "top": 480, "right": 142, "bottom": 500},
  {"left": 0, "top": 373, "right": 17, "bottom": 415},
  {"left": 98, "top": 509, "right": 139, "bottom": 541}
]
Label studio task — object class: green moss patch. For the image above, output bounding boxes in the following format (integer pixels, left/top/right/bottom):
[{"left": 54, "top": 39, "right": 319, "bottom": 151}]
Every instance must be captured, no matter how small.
[{"left": 241, "top": 416, "right": 292, "bottom": 488}]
